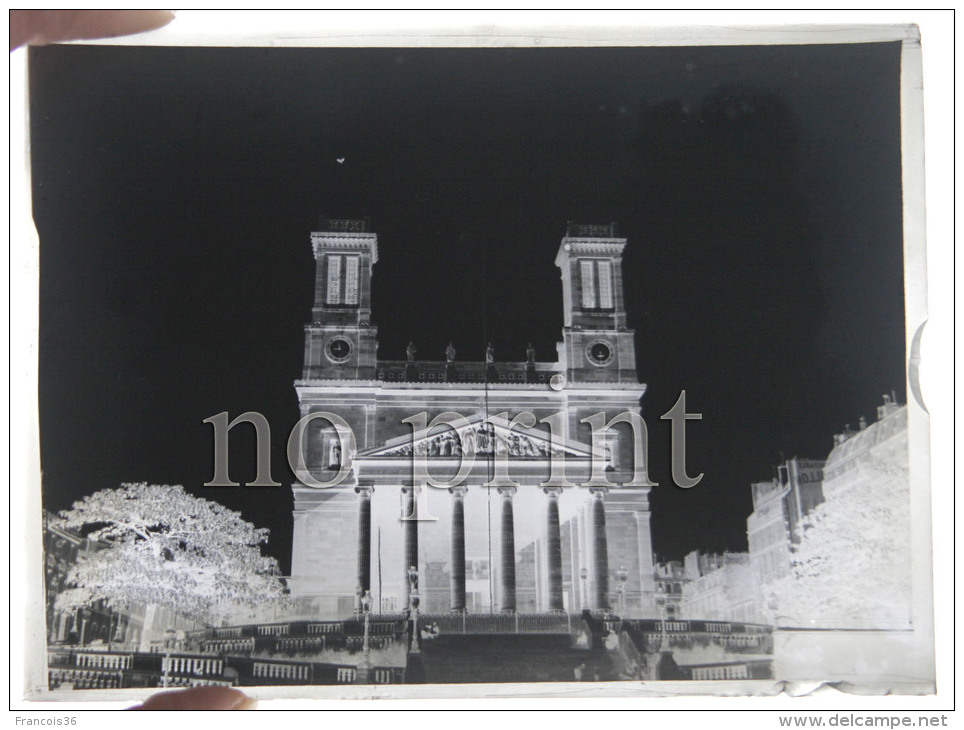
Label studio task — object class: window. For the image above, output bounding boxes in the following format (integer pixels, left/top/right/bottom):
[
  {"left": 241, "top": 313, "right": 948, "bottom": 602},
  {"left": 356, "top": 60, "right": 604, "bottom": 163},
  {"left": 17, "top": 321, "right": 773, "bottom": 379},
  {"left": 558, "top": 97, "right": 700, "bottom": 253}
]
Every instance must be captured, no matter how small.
[
  {"left": 598, "top": 260, "right": 613, "bottom": 308},
  {"left": 580, "top": 260, "right": 596, "bottom": 308},
  {"left": 344, "top": 256, "right": 359, "bottom": 304},
  {"left": 325, "top": 254, "right": 360, "bottom": 306},
  {"left": 325, "top": 255, "right": 341, "bottom": 304},
  {"left": 579, "top": 259, "right": 614, "bottom": 310}
]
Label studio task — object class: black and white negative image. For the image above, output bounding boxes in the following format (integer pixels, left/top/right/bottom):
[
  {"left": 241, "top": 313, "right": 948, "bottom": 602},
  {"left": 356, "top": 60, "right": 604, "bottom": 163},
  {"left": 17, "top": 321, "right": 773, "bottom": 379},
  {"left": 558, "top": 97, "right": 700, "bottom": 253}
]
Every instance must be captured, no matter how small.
[{"left": 30, "top": 36, "right": 933, "bottom": 695}]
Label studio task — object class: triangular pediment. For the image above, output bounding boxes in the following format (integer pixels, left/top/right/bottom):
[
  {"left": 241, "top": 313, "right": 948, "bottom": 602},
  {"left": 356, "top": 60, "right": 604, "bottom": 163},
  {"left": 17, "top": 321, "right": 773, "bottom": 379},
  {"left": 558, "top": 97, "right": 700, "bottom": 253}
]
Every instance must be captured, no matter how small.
[{"left": 359, "top": 414, "right": 596, "bottom": 460}]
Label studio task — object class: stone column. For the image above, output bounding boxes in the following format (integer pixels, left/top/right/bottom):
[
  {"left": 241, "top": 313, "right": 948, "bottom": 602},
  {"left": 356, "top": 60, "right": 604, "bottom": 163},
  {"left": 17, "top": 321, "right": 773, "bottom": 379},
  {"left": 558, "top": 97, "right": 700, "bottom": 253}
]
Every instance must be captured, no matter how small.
[
  {"left": 355, "top": 485, "right": 374, "bottom": 601},
  {"left": 590, "top": 487, "right": 610, "bottom": 610},
  {"left": 498, "top": 486, "right": 517, "bottom": 613},
  {"left": 401, "top": 486, "right": 419, "bottom": 605},
  {"left": 634, "top": 509, "right": 656, "bottom": 615},
  {"left": 544, "top": 487, "right": 564, "bottom": 612},
  {"left": 449, "top": 486, "right": 468, "bottom": 612}
]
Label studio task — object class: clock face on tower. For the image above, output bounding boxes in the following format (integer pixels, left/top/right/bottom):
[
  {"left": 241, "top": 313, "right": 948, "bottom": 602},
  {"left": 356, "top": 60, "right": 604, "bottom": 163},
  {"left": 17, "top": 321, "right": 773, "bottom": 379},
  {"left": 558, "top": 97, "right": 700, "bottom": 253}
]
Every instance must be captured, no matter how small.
[
  {"left": 586, "top": 340, "right": 613, "bottom": 366},
  {"left": 326, "top": 337, "right": 353, "bottom": 363}
]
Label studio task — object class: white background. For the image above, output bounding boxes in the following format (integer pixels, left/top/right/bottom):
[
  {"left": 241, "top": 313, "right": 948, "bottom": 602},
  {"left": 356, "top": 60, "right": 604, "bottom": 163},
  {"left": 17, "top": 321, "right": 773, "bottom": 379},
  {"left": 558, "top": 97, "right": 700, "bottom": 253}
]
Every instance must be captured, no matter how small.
[{"left": 6, "top": 9, "right": 957, "bottom": 725}]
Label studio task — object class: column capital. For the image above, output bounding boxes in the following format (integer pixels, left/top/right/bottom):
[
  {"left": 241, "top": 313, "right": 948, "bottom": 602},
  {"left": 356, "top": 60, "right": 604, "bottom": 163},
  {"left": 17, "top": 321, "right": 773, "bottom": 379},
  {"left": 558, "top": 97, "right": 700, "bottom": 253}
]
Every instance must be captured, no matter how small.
[
  {"left": 633, "top": 509, "right": 651, "bottom": 523},
  {"left": 354, "top": 485, "right": 374, "bottom": 496},
  {"left": 543, "top": 486, "right": 563, "bottom": 498},
  {"left": 589, "top": 486, "right": 609, "bottom": 498},
  {"left": 497, "top": 486, "right": 518, "bottom": 497},
  {"left": 448, "top": 485, "right": 468, "bottom": 497},
  {"left": 400, "top": 484, "right": 418, "bottom": 495}
]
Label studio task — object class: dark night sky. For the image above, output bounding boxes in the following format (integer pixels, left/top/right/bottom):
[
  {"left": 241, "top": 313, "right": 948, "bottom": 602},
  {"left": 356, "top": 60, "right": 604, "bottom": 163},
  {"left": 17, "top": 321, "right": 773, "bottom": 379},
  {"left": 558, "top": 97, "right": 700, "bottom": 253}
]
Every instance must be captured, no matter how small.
[{"left": 30, "top": 42, "right": 906, "bottom": 574}]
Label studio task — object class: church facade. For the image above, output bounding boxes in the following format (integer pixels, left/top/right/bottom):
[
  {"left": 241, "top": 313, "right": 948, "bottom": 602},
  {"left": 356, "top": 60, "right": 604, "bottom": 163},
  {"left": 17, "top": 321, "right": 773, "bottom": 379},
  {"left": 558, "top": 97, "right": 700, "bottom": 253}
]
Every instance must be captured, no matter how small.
[{"left": 288, "top": 219, "right": 657, "bottom": 618}]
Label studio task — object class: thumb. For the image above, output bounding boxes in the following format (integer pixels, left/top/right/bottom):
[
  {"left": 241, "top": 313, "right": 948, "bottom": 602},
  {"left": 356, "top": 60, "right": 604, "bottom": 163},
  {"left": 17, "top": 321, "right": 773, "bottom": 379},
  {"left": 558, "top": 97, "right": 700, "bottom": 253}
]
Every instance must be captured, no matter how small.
[
  {"left": 10, "top": 10, "right": 174, "bottom": 51},
  {"left": 128, "top": 686, "right": 257, "bottom": 711}
]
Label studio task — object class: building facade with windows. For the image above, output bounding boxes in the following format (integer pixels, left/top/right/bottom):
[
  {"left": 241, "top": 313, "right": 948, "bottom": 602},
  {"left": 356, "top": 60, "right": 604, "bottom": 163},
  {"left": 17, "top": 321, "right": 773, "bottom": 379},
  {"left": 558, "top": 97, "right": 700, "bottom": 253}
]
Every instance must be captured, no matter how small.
[
  {"left": 821, "top": 394, "right": 907, "bottom": 500},
  {"left": 43, "top": 513, "right": 151, "bottom": 649},
  {"left": 679, "top": 550, "right": 761, "bottom": 623},
  {"left": 746, "top": 457, "right": 825, "bottom": 590},
  {"left": 288, "top": 219, "right": 657, "bottom": 618}
]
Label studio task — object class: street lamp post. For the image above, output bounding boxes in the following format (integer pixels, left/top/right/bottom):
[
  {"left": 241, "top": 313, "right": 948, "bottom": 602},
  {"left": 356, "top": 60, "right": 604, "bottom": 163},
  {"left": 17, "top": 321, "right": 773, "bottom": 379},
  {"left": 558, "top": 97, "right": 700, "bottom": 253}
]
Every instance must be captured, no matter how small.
[
  {"left": 106, "top": 606, "right": 115, "bottom": 652},
  {"left": 407, "top": 565, "right": 421, "bottom": 654},
  {"left": 356, "top": 590, "right": 373, "bottom": 684},
  {"left": 579, "top": 567, "right": 588, "bottom": 611},
  {"left": 161, "top": 628, "right": 176, "bottom": 688},
  {"left": 616, "top": 566, "right": 628, "bottom": 617},
  {"left": 652, "top": 589, "right": 684, "bottom": 680},
  {"left": 657, "top": 592, "right": 669, "bottom": 651}
]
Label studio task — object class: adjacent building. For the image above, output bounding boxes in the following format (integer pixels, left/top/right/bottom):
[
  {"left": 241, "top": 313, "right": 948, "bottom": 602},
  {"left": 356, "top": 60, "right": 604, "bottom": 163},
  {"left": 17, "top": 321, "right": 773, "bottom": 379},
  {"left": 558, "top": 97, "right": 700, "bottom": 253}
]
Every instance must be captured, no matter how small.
[
  {"left": 679, "top": 551, "right": 760, "bottom": 623},
  {"left": 746, "top": 457, "right": 825, "bottom": 590},
  {"left": 653, "top": 559, "right": 687, "bottom": 619},
  {"left": 44, "top": 512, "right": 207, "bottom": 651},
  {"left": 822, "top": 393, "right": 907, "bottom": 499},
  {"left": 43, "top": 513, "right": 151, "bottom": 648}
]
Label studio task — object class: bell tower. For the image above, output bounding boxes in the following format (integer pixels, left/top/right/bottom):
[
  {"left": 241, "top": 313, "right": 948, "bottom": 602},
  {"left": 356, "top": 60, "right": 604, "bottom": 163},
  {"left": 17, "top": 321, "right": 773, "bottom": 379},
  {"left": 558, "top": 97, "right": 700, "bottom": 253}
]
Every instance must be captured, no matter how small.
[
  {"left": 555, "top": 222, "right": 638, "bottom": 383},
  {"left": 302, "top": 217, "right": 379, "bottom": 380}
]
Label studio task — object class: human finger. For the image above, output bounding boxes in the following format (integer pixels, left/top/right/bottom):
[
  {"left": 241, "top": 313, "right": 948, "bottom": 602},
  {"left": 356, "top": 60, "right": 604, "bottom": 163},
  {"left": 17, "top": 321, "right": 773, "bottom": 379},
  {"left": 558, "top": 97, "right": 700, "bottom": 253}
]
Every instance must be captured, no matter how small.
[
  {"left": 10, "top": 10, "right": 174, "bottom": 51},
  {"left": 128, "top": 686, "right": 258, "bottom": 711}
]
